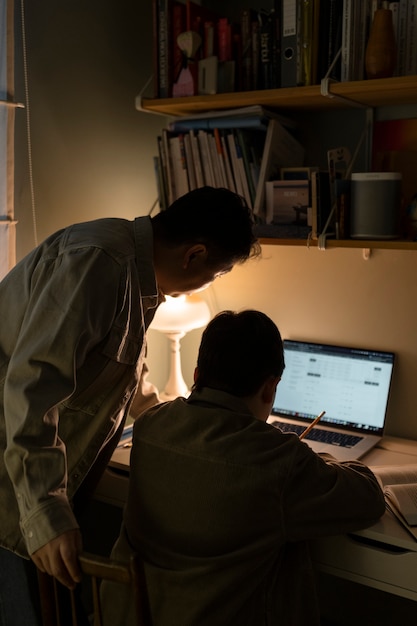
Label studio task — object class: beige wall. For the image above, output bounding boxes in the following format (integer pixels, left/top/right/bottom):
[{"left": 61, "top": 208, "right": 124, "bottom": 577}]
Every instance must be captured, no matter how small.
[{"left": 147, "top": 244, "right": 417, "bottom": 441}]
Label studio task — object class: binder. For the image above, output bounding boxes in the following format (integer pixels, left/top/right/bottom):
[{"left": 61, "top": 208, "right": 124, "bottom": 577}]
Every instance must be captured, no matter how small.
[{"left": 281, "top": 0, "right": 300, "bottom": 87}]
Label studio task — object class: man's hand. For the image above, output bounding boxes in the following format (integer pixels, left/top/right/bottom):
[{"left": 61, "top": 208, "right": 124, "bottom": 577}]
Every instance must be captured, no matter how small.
[{"left": 31, "top": 529, "right": 83, "bottom": 589}]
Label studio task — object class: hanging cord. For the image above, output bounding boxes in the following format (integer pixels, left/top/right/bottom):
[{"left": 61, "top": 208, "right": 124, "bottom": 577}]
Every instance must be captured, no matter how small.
[{"left": 20, "top": 0, "right": 38, "bottom": 247}]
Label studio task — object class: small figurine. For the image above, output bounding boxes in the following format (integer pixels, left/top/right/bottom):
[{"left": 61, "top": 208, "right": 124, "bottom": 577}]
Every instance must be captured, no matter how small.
[{"left": 173, "top": 31, "right": 202, "bottom": 97}]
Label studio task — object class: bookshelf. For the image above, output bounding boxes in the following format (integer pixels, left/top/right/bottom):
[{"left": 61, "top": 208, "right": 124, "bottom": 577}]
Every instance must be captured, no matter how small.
[{"left": 138, "top": 76, "right": 417, "bottom": 252}]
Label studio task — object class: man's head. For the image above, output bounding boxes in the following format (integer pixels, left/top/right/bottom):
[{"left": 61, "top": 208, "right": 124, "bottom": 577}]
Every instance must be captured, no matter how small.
[
  {"left": 193, "top": 310, "right": 285, "bottom": 420},
  {"left": 151, "top": 187, "right": 260, "bottom": 296}
]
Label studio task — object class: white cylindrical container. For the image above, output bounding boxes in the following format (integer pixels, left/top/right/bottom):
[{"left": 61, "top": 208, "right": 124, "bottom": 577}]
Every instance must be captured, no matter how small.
[{"left": 350, "top": 172, "right": 402, "bottom": 239}]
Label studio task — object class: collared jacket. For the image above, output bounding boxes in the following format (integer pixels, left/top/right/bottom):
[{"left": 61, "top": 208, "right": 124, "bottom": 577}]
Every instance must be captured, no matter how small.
[
  {"left": 105, "top": 388, "right": 385, "bottom": 626},
  {"left": 0, "top": 216, "right": 161, "bottom": 557}
]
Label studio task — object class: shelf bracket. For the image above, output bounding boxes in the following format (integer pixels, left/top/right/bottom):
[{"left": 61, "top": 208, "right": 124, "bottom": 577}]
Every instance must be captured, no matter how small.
[
  {"left": 134, "top": 75, "right": 165, "bottom": 115},
  {"left": 320, "top": 49, "right": 369, "bottom": 110},
  {"left": 320, "top": 78, "right": 368, "bottom": 109}
]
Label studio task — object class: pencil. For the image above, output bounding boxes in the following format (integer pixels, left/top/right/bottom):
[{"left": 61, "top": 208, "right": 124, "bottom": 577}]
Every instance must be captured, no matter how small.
[{"left": 299, "top": 411, "right": 326, "bottom": 440}]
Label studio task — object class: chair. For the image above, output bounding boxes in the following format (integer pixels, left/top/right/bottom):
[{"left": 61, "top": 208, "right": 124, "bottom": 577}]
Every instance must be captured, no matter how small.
[{"left": 37, "top": 551, "right": 151, "bottom": 626}]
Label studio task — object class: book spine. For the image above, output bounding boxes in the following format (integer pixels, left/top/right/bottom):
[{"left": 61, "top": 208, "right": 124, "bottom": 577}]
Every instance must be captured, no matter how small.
[
  {"left": 354, "top": 0, "right": 368, "bottom": 81},
  {"left": 232, "top": 130, "right": 253, "bottom": 208},
  {"left": 213, "top": 128, "right": 228, "bottom": 188},
  {"left": 219, "top": 130, "right": 237, "bottom": 193},
  {"left": 183, "top": 133, "right": 197, "bottom": 191},
  {"left": 226, "top": 132, "right": 245, "bottom": 199},
  {"left": 259, "top": 9, "right": 274, "bottom": 89},
  {"left": 241, "top": 9, "right": 253, "bottom": 91},
  {"left": 152, "top": 0, "right": 160, "bottom": 97},
  {"left": 158, "top": 0, "right": 171, "bottom": 98},
  {"left": 341, "top": 0, "right": 353, "bottom": 81},
  {"left": 197, "top": 130, "right": 215, "bottom": 187},
  {"left": 389, "top": 2, "right": 399, "bottom": 76},
  {"left": 162, "top": 128, "right": 175, "bottom": 205},
  {"left": 251, "top": 17, "right": 261, "bottom": 89},
  {"left": 405, "top": 0, "right": 417, "bottom": 75},
  {"left": 169, "top": 135, "right": 190, "bottom": 200},
  {"left": 272, "top": 0, "right": 283, "bottom": 88},
  {"left": 172, "top": 2, "right": 186, "bottom": 89},
  {"left": 218, "top": 17, "right": 232, "bottom": 62},
  {"left": 396, "top": 0, "right": 408, "bottom": 76},
  {"left": 157, "top": 136, "right": 169, "bottom": 210},
  {"left": 300, "top": 0, "right": 314, "bottom": 86},
  {"left": 207, "top": 132, "right": 223, "bottom": 187},
  {"left": 189, "top": 130, "right": 205, "bottom": 188}
]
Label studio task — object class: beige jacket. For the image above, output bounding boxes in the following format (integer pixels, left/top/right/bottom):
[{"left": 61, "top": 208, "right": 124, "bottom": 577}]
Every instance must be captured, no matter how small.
[{"left": 0, "top": 216, "right": 161, "bottom": 557}]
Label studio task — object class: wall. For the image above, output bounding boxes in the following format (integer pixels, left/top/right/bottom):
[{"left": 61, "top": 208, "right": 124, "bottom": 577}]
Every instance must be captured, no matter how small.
[{"left": 14, "top": 0, "right": 165, "bottom": 259}]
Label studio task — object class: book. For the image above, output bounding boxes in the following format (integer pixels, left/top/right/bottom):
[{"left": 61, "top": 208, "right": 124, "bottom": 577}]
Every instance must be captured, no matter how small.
[
  {"left": 213, "top": 128, "right": 229, "bottom": 188},
  {"left": 183, "top": 133, "right": 197, "bottom": 190},
  {"left": 156, "top": 136, "right": 169, "bottom": 210},
  {"left": 166, "top": 104, "right": 297, "bottom": 130},
  {"left": 219, "top": 130, "right": 237, "bottom": 193},
  {"left": 258, "top": 8, "right": 276, "bottom": 89},
  {"left": 197, "top": 130, "right": 215, "bottom": 187},
  {"left": 341, "top": 0, "right": 355, "bottom": 82},
  {"left": 189, "top": 129, "right": 205, "bottom": 187},
  {"left": 405, "top": 0, "right": 417, "bottom": 76},
  {"left": 240, "top": 8, "right": 257, "bottom": 91},
  {"left": 226, "top": 131, "right": 246, "bottom": 200},
  {"left": 396, "top": 0, "right": 408, "bottom": 76},
  {"left": 299, "top": 0, "right": 316, "bottom": 86},
  {"left": 253, "top": 119, "right": 305, "bottom": 219},
  {"left": 310, "top": 170, "right": 334, "bottom": 239},
  {"left": 153, "top": 155, "right": 167, "bottom": 211},
  {"left": 169, "top": 134, "right": 190, "bottom": 199},
  {"left": 235, "top": 128, "right": 261, "bottom": 205},
  {"left": 161, "top": 128, "right": 176, "bottom": 205},
  {"left": 373, "top": 465, "right": 417, "bottom": 539},
  {"left": 157, "top": 0, "right": 171, "bottom": 98},
  {"left": 317, "top": 0, "right": 343, "bottom": 81}
]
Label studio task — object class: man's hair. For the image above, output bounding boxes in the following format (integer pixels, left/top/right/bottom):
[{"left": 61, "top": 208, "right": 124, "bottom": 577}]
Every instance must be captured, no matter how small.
[
  {"left": 194, "top": 310, "right": 285, "bottom": 396},
  {"left": 151, "top": 187, "right": 260, "bottom": 266}
]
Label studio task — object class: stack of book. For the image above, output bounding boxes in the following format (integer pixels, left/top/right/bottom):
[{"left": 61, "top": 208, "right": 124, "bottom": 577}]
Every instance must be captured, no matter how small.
[{"left": 153, "top": 107, "right": 305, "bottom": 219}]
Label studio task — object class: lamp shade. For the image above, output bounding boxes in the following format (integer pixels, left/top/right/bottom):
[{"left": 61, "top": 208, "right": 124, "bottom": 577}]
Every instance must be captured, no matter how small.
[{"left": 151, "top": 294, "right": 211, "bottom": 334}]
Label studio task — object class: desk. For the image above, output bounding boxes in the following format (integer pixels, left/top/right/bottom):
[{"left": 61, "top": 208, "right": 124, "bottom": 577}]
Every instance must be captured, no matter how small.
[
  {"left": 310, "top": 436, "right": 417, "bottom": 603},
  {"left": 95, "top": 435, "right": 417, "bottom": 608}
]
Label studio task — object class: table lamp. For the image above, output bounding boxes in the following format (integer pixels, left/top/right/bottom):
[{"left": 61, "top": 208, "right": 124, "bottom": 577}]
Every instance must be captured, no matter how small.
[{"left": 150, "top": 294, "right": 211, "bottom": 400}]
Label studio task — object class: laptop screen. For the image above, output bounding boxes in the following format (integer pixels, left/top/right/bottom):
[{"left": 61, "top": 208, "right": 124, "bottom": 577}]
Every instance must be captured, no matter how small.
[{"left": 272, "top": 339, "right": 395, "bottom": 435}]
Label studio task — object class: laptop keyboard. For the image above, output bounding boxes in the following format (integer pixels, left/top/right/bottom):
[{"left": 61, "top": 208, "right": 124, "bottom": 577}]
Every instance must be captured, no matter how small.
[{"left": 270, "top": 421, "right": 363, "bottom": 448}]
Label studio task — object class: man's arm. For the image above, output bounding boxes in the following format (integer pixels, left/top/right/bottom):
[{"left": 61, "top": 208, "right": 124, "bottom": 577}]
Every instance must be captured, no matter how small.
[{"left": 283, "top": 443, "right": 385, "bottom": 541}]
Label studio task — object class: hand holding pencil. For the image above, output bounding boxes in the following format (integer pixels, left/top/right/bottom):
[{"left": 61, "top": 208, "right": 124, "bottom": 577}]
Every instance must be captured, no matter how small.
[{"left": 299, "top": 411, "right": 326, "bottom": 440}]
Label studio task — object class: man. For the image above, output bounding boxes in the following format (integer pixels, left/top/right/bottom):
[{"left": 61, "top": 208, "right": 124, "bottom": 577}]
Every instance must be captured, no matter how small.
[
  {"left": 105, "top": 310, "right": 385, "bottom": 626},
  {"left": 0, "top": 186, "right": 259, "bottom": 625}
]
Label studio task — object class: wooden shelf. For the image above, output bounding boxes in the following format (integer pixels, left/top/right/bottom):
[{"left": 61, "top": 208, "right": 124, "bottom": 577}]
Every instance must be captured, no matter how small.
[
  {"left": 138, "top": 75, "right": 417, "bottom": 116},
  {"left": 259, "top": 238, "right": 417, "bottom": 251},
  {"left": 139, "top": 76, "right": 417, "bottom": 253}
]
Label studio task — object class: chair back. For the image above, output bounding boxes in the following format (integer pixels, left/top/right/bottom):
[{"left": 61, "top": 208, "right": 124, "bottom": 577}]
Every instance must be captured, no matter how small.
[{"left": 37, "top": 551, "right": 151, "bottom": 626}]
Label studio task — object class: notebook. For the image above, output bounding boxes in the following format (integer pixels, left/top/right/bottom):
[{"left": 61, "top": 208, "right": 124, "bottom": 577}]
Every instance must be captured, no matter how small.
[{"left": 269, "top": 339, "right": 395, "bottom": 461}]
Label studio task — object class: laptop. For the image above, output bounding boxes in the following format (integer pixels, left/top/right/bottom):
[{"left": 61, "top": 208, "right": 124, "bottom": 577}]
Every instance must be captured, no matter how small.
[{"left": 268, "top": 339, "right": 395, "bottom": 461}]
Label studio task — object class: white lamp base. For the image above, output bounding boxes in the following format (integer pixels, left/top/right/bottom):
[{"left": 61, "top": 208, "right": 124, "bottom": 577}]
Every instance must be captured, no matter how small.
[{"left": 159, "top": 331, "right": 190, "bottom": 400}]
